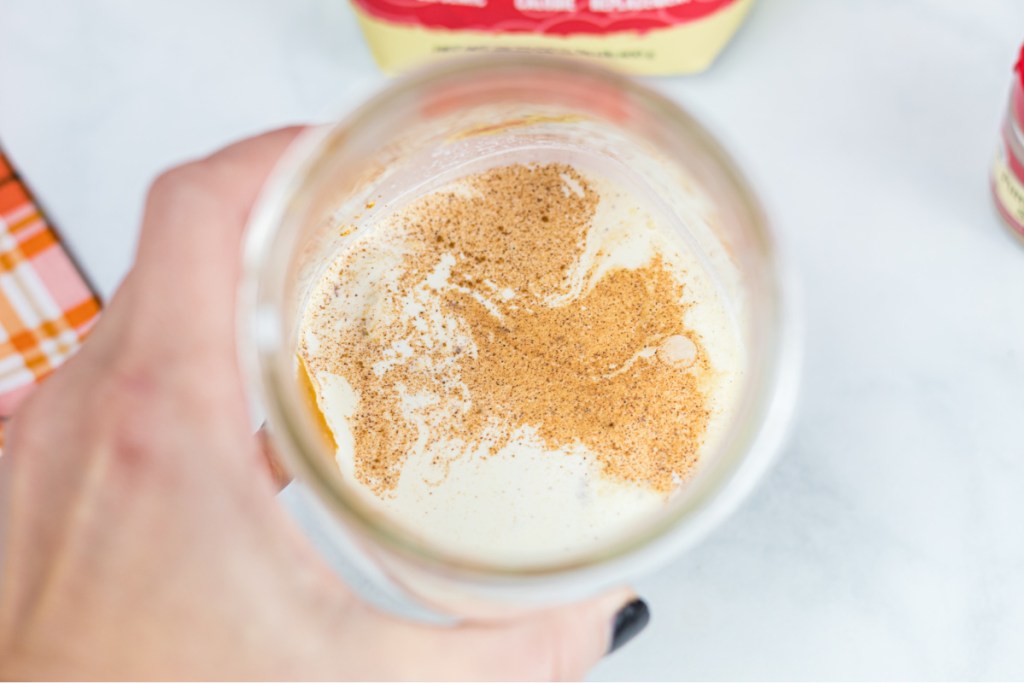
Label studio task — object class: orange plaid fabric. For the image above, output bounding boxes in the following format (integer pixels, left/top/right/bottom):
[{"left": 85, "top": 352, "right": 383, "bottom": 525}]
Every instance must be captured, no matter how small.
[{"left": 0, "top": 146, "right": 101, "bottom": 424}]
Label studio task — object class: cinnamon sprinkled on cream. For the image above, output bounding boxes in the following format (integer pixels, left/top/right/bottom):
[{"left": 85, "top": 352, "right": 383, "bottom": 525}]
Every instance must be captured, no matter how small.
[{"left": 301, "top": 163, "right": 714, "bottom": 499}]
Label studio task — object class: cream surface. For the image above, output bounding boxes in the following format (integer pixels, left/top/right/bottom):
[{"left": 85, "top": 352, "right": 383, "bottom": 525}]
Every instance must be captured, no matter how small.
[{"left": 300, "top": 168, "right": 744, "bottom": 564}]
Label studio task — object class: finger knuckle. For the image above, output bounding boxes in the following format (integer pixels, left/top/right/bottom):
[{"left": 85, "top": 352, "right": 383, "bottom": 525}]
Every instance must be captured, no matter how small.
[
  {"left": 93, "top": 365, "right": 174, "bottom": 475},
  {"left": 540, "top": 613, "right": 595, "bottom": 681},
  {"left": 3, "top": 362, "right": 159, "bottom": 478},
  {"left": 512, "top": 625, "right": 573, "bottom": 681},
  {"left": 547, "top": 639, "right": 577, "bottom": 681},
  {"left": 147, "top": 162, "right": 219, "bottom": 208}
]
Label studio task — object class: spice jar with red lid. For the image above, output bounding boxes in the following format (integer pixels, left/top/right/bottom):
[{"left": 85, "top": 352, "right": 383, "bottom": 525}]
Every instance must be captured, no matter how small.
[{"left": 993, "top": 42, "right": 1024, "bottom": 243}]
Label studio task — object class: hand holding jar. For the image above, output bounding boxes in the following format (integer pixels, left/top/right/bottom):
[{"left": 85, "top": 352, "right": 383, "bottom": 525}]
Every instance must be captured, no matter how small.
[{"left": 0, "top": 127, "right": 645, "bottom": 680}]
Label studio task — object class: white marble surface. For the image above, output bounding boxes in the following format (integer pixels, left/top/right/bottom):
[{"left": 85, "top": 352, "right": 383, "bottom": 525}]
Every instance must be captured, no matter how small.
[{"left": 3, "top": 0, "right": 1024, "bottom": 679}]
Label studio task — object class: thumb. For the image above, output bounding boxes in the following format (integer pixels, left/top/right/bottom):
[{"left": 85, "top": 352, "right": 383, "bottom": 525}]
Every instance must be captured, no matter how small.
[
  {"left": 458, "top": 590, "right": 649, "bottom": 680},
  {"left": 359, "top": 589, "right": 648, "bottom": 681}
]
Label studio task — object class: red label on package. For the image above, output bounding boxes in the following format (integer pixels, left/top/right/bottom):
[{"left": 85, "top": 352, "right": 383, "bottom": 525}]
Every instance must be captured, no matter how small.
[{"left": 352, "top": 0, "right": 740, "bottom": 35}]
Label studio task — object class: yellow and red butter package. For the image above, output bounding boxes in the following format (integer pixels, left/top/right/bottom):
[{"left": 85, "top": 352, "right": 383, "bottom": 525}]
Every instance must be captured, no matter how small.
[{"left": 351, "top": 0, "right": 754, "bottom": 75}]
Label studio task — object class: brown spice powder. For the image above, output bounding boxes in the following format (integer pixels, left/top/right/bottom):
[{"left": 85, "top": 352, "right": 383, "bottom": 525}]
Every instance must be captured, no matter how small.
[{"left": 302, "top": 163, "right": 710, "bottom": 496}]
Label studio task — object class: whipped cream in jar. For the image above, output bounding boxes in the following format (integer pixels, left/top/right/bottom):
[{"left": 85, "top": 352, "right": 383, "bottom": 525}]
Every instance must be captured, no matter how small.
[{"left": 242, "top": 56, "right": 799, "bottom": 616}]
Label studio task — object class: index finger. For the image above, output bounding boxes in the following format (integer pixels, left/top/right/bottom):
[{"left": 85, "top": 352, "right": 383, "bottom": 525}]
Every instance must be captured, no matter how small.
[{"left": 127, "top": 126, "right": 306, "bottom": 364}]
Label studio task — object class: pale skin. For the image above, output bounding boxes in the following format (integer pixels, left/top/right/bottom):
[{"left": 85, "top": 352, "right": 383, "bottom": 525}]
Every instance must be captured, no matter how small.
[{"left": 0, "top": 128, "right": 636, "bottom": 680}]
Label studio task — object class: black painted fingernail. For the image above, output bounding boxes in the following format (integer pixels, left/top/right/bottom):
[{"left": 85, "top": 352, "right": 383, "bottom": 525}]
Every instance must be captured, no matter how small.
[{"left": 608, "top": 598, "right": 650, "bottom": 654}]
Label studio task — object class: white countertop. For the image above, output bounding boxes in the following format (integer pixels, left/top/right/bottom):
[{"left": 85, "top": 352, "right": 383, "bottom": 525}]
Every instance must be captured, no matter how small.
[{"left": 3, "top": 0, "right": 1024, "bottom": 679}]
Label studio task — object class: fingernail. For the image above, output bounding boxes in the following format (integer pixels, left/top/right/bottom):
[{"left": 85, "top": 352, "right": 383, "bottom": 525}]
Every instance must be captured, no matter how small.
[{"left": 608, "top": 598, "right": 650, "bottom": 654}]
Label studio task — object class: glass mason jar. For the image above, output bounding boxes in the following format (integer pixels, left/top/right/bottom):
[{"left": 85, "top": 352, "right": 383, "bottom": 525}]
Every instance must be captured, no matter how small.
[{"left": 241, "top": 56, "right": 800, "bottom": 617}]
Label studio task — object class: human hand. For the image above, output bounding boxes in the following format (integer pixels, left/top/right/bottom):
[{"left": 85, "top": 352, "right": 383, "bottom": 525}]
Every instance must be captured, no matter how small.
[{"left": 0, "top": 128, "right": 648, "bottom": 680}]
